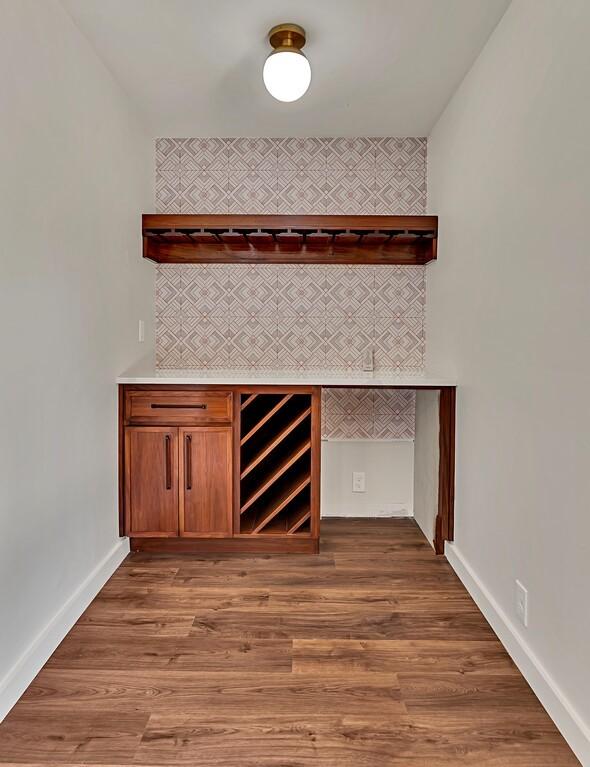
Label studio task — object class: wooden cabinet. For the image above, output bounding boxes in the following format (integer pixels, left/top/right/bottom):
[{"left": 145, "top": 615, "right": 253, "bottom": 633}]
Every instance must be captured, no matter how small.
[
  {"left": 124, "top": 424, "right": 232, "bottom": 539},
  {"left": 125, "top": 390, "right": 232, "bottom": 425},
  {"left": 238, "top": 392, "right": 318, "bottom": 537},
  {"left": 125, "top": 427, "right": 179, "bottom": 537},
  {"left": 120, "top": 385, "right": 321, "bottom": 553},
  {"left": 180, "top": 427, "right": 232, "bottom": 537},
  {"left": 122, "top": 388, "right": 234, "bottom": 541}
]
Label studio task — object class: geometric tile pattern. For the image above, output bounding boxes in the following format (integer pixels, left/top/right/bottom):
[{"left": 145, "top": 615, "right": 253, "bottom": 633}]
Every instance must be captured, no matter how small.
[
  {"left": 325, "top": 266, "right": 375, "bottom": 318},
  {"left": 155, "top": 265, "right": 181, "bottom": 317},
  {"left": 374, "top": 265, "right": 425, "bottom": 317},
  {"left": 228, "top": 171, "right": 277, "bottom": 214},
  {"left": 155, "top": 171, "right": 181, "bottom": 214},
  {"left": 228, "top": 316, "right": 278, "bottom": 368},
  {"left": 180, "top": 170, "right": 228, "bottom": 214},
  {"left": 277, "top": 170, "right": 326, "bottom": 215},
  {"left": 182, "top": 316, "right": 230, "bottom": 368},
  {"left": 182, "top": 265, "right": 230, "bottom": 317},
  {"left": 325, "top": 137, "right": 376, "bottom": 171},
  {"left": 155, "top": 136, "right": 426, "bottom": 215},
  {"left": 155, "top": 263, "right": 425, "bottom": 375},
  {"left": 155, "top": 315, "right": 182, "bottom": 368},
  {"left": 321, "top": 388, "right": 416, "bottom": 440},
  {"left": 154, "top": 136, "right": 427, "bottom": 438},
  {"left": 228, "top": 137, "right": 277, "bottom": 171},
  {"left": 326, "top": 169, "right": 375, "bottom": 215}
]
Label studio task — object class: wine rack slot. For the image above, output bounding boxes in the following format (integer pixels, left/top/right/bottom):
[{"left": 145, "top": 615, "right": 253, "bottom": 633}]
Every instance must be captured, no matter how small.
[
  {"left": 240, "top": 393, "right": 259, "bottom": 411},
  {"left": 241, "top": 406, "right": 311, "bottom": 479},
  {"left": 240, "top": 394, "right": 292, "bottom": 445},
  {"left": 238, "top": 391, "right": 318, "bottom": 538}
]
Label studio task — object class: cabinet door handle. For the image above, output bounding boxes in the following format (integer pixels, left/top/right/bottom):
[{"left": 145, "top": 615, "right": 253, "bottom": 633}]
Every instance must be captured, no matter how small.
[
  {"left": 185, "top": 434, "right": 192, "bottom": 491},
  {"left": 164, "top": 434, "right": 172, "bottom": 490},
  {"left": 151, "top": 403, "right": 207, "bottom": 409}
]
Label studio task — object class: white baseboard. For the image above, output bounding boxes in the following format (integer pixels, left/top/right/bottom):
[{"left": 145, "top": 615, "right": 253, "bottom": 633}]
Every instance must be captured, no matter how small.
[
  {"left": 321, "top": 504, "right": 412, "bottom": 518},
  {"left": 446, "top": 542, "right": 590, "bottom": 766},
  {"left": 0, "top": 537, "right": 129, "bottom": 722}
]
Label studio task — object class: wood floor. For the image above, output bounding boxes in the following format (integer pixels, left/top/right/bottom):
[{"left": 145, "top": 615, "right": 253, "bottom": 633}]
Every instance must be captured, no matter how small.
[{"left": 0, "top": 518, "right": 579, "bottom": 766}]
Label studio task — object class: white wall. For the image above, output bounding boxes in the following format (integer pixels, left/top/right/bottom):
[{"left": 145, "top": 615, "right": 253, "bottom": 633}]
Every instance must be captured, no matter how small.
[
  {"left": 321, "top": 441, "right": 414, "bottom": 518},
  {"left": 413, "top": 391, "right": 439, "bottom": 547},
  {"left": 0, "top": 0, "right": 154, "bottom": 718},
  {"left": 427, "top": 0, "right": 590, "bottom": 761}
]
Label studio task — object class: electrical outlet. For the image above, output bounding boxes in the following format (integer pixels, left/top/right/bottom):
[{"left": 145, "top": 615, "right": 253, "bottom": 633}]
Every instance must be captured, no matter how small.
[
  {"left": 515, "top": 580, "right": 528, "bottom": 627},
  {"left": 352, "top": 471, "right": 366, "bottom": 493},
  {"left": 362, "top": 345, "right": 374, "bottom": 372},
  {"left": 138, "top": 319, "right": 145, "bottom": 343}
]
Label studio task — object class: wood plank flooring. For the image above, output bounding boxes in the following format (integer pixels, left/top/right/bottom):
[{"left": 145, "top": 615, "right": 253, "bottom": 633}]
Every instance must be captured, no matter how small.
[{"left": 0, "top": 518, "right": 579, "bottom": 766}]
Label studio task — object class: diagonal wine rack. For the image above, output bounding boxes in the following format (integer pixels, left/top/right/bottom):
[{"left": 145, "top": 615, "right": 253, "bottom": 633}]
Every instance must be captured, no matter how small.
[{"left": 238, "top": 391, "right": 316, "bottom": 536}]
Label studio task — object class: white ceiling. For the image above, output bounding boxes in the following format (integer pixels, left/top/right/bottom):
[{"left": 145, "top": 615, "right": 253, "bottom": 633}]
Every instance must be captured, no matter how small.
[{"left": 61, "top": 0, "right": 510, "bottom": 138}]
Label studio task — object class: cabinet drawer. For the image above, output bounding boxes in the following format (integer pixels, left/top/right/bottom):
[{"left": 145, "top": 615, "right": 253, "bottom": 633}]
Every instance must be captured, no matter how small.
[{"left": 126, "top": 390, "right": 232, "bottom": 425}]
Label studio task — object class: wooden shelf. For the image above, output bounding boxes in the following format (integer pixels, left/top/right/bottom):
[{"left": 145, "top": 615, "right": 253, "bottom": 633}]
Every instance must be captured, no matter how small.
[
  {"left": 246, "top": 505, "right": 311, "bottom": 536},
  {"left": 240, "top": 440, "right": 311, "bottom": 513},
  {"left": 240, "top": 394, "right": 292, "bottom": 446},
  {"left": 288, "top": 511, "right": 311, "bottom": 535},
  {"left": 240, "top": 393, "right": 258, "bottom": 411},
  {"left": 286, "top": 496, "right": 312, "bottom": 534},
  {"left": 237, "top": 390, "right": 318, "bottom": 539},
  {"left": 240, "top": 407, "right": 311, "bottom": 479},
  {"left": 143, "top": 214, "right": 438, "bottom": 265},
  {"left": 242, "top": 471, "right": 312, "bottom": 534}
]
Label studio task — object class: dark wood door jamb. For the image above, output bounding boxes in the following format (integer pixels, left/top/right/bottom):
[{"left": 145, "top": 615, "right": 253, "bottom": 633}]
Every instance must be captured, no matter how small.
[{"left": 435, "top": 386, "right": 456, "bottom": 554}]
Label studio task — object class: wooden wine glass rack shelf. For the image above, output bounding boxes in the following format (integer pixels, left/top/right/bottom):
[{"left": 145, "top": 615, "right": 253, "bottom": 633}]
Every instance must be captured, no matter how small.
[{"left": 142, "top": 214, "right": 438, "bottom": 265}]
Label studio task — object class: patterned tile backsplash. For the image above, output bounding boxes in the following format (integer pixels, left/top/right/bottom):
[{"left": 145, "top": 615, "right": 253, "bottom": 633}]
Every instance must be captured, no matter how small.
[
  {"left": 322, "top": 388, "right": 416, "bottom": 440},
  {"left": 156, "top": 136, "right": 426, "bottom": 215},
  {"left": 155, "top": 136, "right": 427, "bottom": 439},
  {"left": 156, "top": 264, "right": 425, "bottom": 373}
]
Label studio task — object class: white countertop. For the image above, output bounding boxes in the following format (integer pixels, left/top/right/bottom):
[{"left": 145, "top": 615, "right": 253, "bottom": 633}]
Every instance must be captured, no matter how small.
[{"left": 117, "top": 360, "right": 456, "bottom": 388}]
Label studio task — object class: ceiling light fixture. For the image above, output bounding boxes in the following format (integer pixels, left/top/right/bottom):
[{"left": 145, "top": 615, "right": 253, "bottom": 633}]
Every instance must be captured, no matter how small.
[{"left": 263, "top": 23, "right": 311, "bottom": 103}]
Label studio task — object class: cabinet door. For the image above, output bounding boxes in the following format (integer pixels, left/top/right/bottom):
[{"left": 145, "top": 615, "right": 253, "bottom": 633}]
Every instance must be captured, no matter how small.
[
  {"left": 125, "top": 427, "right": 179, "bottom": 536},
  {"left": 179, "top": 427, "right": 232, "bottom": 537}
]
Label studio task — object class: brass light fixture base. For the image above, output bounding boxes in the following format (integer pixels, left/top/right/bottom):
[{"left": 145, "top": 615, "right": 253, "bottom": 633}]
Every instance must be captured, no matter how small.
[{"left": 268, "top": 23, "right": 306, "bottom": 51}]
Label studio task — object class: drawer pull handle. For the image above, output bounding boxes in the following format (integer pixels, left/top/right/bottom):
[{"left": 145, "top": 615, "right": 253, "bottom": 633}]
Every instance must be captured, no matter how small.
[
  {"left": 164, "top": 435, "right": 172, "bottom": 490},
  {"left": 151, "top": 403, "right": 207, "bottom": 410},
  {"left": 185, "top": 434, "right": 192, "bottom": 491}
]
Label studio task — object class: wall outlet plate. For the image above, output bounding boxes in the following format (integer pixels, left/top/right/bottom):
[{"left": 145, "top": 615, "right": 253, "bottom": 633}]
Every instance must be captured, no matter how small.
[
  {"left": 362, "top": 346, "right": 374, "bottom": 371},
  {"left": 138, "top": 319, "right": 145, "bottom": 343},
  {"left": 352, "top": 471, "right": 366, "bottom": 492},
  {"left": 515, "top": 580, "right": 528, "bottom": 627}
]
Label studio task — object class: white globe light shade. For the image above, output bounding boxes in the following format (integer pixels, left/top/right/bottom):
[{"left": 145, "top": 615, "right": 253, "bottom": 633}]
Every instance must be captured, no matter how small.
[{"left": 263, "top": 49, "right": 311, "bottom": 102}]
